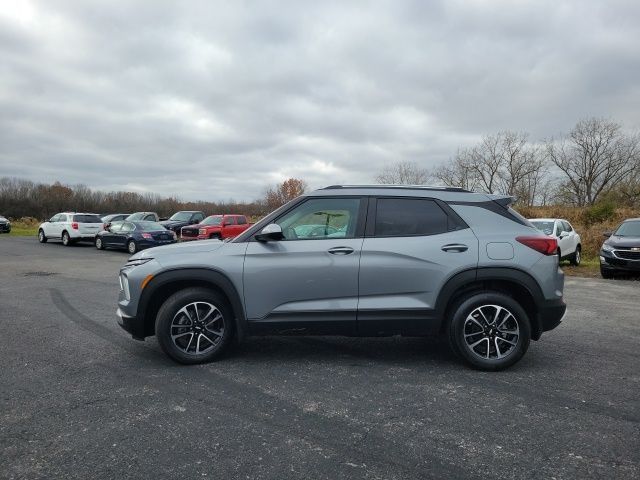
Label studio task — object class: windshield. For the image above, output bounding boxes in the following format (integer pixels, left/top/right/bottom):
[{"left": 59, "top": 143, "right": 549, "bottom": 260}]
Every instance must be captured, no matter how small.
[
  {"left": 614, "top": 221, "right": 640, "bottom": 237},
  {"left": 138, "top": 222, "right": 167, "bottom": 231},
  {"left": 73, "top": 215, "right": 102, "bottom": 223},
  {"left": 201, "top": 215, "right": 222, "bottom": 226},
  {"left": 169, "top": 212, "right": 193, "bottom": 221},
  {"left": 530, "top": 221, "right": 555, "bottom": 236}
]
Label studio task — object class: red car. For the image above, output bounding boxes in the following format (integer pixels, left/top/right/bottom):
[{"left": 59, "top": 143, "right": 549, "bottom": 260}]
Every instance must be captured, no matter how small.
[{"left": 180, "top": 214, "right": 252, "bottom": 241}]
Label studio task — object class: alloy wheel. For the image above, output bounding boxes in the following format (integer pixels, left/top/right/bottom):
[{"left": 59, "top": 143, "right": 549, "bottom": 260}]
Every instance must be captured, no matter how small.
[
  {"left": 170, "top": 302, "right": 225, "bottom": 355},
  {"left": 463, "top": 304, "right": 520, "bottom": 360}
]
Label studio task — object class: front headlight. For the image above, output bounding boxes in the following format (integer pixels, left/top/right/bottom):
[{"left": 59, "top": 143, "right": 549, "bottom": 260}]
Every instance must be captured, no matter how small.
[
  {"left": 120, "top": 273, "right": 131, "bottom": 300},
  {"left": 199, "top": 228, "right": 206, "bottom": 235},
  {"left": 601, "top": 244, "right": 614, "bottom": 253}
]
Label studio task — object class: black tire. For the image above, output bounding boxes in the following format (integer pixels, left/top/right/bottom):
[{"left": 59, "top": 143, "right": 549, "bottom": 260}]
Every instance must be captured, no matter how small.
[
  {"left": 95, "top": 236, "right": 105, "bottom": 250},
  {"left": 38, "top": 229, "right": 47, "bottom": 243},
  {"left": 61, "top": 231, "right": 72, "bottom": 246},
  {"left": 571, "top": 246, "right": 581, "bottom": 266},
  {"left": 155, "top": 287, "right": 234, "bottom": 364},
  {"left": 557, "top": 249, "right": 562, "bottom": 264},
  {"left": 600, "top": 267, "right": 614, "bottom": 279},
  {"left": 127, "top": 240, "right": 137, "bottom": 254},
  {"left": 447, "top": 292, "right": 531, "bottom": 371}
]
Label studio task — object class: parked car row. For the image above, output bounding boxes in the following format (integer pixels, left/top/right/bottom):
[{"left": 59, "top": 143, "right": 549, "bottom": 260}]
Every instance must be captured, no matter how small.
[{"left": 36, "top": 210, "right": 252, "bottom": 253}]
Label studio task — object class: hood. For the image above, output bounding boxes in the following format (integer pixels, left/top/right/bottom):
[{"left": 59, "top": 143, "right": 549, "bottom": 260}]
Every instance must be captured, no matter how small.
[
  {"left": 604, "top": 235, "right": 640, "bottom": 248},
  {"left": 160, "top": 219, "right": 188, "bottom": 227},
  {"left": 0, "top": 216, "right": 8, "bottom": 222},
  {"left": 131, "top": 238, "right": 225, "bottom": 260}
]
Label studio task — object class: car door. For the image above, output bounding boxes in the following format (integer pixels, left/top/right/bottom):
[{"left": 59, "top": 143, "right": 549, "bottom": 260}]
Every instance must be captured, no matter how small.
[
  {"left": 563, "top": 221, "right": 578, "bottom": 254},
  {"left": 556, "top": 220, "right": 573, "bottom": 256},
  {"left": 52, "top": 214, "right": 65, "bottom": 238},
  {"left": 225, "top": 216, "right": 239, "bottom": 237},
  {"left": 357, "top": 197, "right": 479, "bottom": 336},
  {"left": 243, "top": 196, "right": 366, "bottom": 335},
  {"left": 102, "top": 222, "right": 122, "bottom": 246},
  {"left": 44, "top": 214, "right": 60, "bottom": 237},
  {"left": 117, "top": 222, "right": 134, "bottom": 248}
]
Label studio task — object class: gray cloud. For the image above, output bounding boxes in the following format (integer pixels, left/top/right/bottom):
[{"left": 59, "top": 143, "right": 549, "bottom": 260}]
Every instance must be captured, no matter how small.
[{"left": 1, "top": 0, "right": 639, "bottom": 200}]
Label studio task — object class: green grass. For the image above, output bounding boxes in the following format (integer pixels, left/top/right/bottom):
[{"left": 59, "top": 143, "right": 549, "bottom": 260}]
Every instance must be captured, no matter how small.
[
  {"left": 7, "top": 227, "right": 38, "bottom": 237},
  {"left": 560, "top": 256, "right": 600, "bottom": 278}
]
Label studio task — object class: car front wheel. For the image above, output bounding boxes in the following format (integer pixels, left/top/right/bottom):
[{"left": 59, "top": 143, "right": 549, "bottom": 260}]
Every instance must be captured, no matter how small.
[
  {"left": 127, "top": 240, "right": 137, "bottom": 254},
  {"left": 155, "top": 287, "right": 234, "bottom": 364},
  {"left": 38, "top": 229, "right": 47, "bottom": 243},
  {"left": 95, "top": 237, "right": 104, "bottom": 250},
  {"left": 448, "top": 292, "right": 531, "bottom": 371}
]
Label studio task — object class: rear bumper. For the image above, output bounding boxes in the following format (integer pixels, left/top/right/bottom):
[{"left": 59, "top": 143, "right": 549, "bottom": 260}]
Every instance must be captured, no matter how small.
[
  {"left": 537, "top": 297, "right": 566, "bottom": 335},
  {"left": 116, "top": 308, "right": 146, "bottom": 340}
]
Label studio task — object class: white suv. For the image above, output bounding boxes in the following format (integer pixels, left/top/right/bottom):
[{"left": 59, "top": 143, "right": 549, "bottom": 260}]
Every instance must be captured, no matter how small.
[
  {"left": 529, "top": 218, "right": 582, "bottom": 265},
  {"left": 38, "top": 212, "right": 104, "bottom": 246}
]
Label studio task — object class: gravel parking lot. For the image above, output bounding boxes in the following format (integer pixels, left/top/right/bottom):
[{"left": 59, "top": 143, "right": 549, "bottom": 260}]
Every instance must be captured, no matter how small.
[{"left": 1, "top": 236, "right": 639, "bottom": 480}]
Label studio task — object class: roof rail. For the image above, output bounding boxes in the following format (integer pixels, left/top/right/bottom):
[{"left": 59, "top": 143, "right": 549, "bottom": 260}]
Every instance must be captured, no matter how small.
[{"left": 321, "top": 184, "right": 472, "bottom": 193}]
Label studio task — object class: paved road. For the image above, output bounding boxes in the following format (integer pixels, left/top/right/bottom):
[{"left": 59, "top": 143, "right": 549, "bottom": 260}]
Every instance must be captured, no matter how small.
[{"left": 1, "top": 236, "right": 638, "bottom": 479}]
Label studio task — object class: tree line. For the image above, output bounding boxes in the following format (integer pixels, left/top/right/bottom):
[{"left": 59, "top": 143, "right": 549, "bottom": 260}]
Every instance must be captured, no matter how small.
[{"left": 377, "top": 117, "right": 640, "bottom": 207}]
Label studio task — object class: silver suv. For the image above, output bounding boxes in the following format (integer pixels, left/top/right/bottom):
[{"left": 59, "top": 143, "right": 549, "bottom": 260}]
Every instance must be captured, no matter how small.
[{"left": 116, "top": 186, "right": 566, "bottom": 370}]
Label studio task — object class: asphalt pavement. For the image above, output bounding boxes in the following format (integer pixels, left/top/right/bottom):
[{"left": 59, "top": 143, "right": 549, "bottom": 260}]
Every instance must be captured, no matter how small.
[{"left": 1, "top": 236, "right": 638, "bottom": 479}]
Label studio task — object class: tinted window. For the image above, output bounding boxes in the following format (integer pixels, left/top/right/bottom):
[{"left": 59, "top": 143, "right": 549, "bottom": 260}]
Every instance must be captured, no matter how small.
[
  {"left": 615, "top": 221, "right": 640, "bottom": 236},
  {"left": 530, "top": 221, "right": 555, "bottom": 236},
  {"left": 563, "top": 221, "right": 573, "bottom": 232},
  {"left": 193, "top": 213, "right": 204, "bottom": 222},
  {"left": 375, "top": 198, "right": 448, "bottom": 237},
  {"left": 225, "top": 216, "right": 237, "bottom": 225},
  {"left": 144, "top": 214, "right": 155, "bottom": 221},
  {"left": 169, "top": 212, "right": 192, "bottom": 221},
  {"left": 138, "top": 222, "right": 166, "bottom": 231},
  {"left": 277, "top": 198, "right": 361, "bottom": 240},
  {"left": 237, "top": 216, "right": 247, "bottom": 225},
  {"left": 201, "top": 215, "right": 222, "bottom": 226},
  {"left": 73, "top": 215, "right": 102, "bottom": 223}
]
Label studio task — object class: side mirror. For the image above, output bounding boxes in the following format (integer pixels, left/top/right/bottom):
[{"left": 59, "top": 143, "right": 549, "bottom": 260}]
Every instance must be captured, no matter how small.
[
  {"left": 603, "top": 231, "right": 612, "bottom": 238},
  {"left": 255, "top": 223, "right": 284, "bottom": 242},
  {"left": 559, "top": 231, "right": 569, "bottom": 238}
]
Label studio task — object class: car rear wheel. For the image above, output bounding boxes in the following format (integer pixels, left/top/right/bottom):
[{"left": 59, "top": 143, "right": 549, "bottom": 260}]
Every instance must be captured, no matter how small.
[
  {"left": 448, "top": 292, "right": 531, "bottom": 371},
  {"left": 127, "top": 240, "right": 137, "bottom": 254},
  {"left": 95, "top": 237, "right": 104, "bottom": 250},
  {"left": 62, "top": 231, "right": 72, "bottom": 246},
  {"left": 156, "top": 287, "right": 234, "bottom": 364},
  {"left": 571, "top": 246, "right": 581, "bottom": 266},
  {"left": 38, "top": 229, "right": 47, "bottom": 243}
]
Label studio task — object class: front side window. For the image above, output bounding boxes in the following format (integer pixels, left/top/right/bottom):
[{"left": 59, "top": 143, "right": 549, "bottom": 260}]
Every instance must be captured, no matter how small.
[
  {"left": 563, "top": 221, "right": 573, "bottom": 232},
  {"left": 375, "top": 198, "right": 448, "bottom": 237},
  {"left": 169, "top": 212, "right": 192, "bottom": 221},
  {"left": 192, "top": 213, "right": 204, "bottom": 222},
  {"left": 276, "top": 198, "right": 361, "bottom": 240},
  {"left": 201, "top": 215, "right": 222, "bottom": 226}
]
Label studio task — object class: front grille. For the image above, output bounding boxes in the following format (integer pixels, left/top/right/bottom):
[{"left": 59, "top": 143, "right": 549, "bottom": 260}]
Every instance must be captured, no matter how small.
[
  {"left": 181, "top": 229, "right": 197, "bottom": 237},
  {"left": 615, "top": 250, "right": 640, "bottom": 260}
]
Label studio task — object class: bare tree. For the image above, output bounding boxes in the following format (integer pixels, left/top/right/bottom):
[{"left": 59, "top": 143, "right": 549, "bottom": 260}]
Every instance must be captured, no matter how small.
[
  {"left": 375, "top": 161, "right": 429, "bottom": 185},
  {"left": 546, "top": 117, "right": 640, "bottom": 206},
  {"left": 431, "top": 150, "right": 478, "bottom": 190},
  {"left": 263, "top": 178, "right": 307, "bottom": 211}
]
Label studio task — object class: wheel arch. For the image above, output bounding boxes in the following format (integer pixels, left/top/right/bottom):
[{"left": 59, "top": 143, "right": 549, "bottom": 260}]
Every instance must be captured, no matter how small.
[
  {"left": 138, "top": 268, "right": 246, "bottom": 341},
  {"left": 436, "top": 267, "right": 545, "bottom": 340}
]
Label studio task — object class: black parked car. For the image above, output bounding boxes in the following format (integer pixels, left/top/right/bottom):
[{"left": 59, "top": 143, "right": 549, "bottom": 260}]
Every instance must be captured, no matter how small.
[
  {"left": 160, "top": 211, "right": 205, "bottom": 233},
  {"left": 95, "top": 221, "right": 177, "bottom": 254},
  {"left": 0, "top": 215, "right": 10, "bottom": 233},
  {"left": 600, "top": 218, "right": 640, "bottom": 278}
]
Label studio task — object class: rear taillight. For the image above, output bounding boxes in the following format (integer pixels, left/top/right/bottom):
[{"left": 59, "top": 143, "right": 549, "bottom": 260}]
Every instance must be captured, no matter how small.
[
  {"left": 71, "top": 222, "right": 79, "bottom": 230},
  {"left": 103, "top": 223, "right": 107, "bottom": 230},
  {"left": 516, "top": 236, "right": 558, "bottom": 255},
  {"left": 141, "top": 233, "right": 153, "bottom": 239}
]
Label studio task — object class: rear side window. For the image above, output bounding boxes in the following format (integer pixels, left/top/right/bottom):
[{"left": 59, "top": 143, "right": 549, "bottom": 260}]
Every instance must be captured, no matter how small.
[
  {"left": 144, "top": 214, "right": 155, "bottom": 221},
  {"left": 121, "top": 222, "right": 134, "bottom": 233},
  {"left": 73, "top": 215, "right": 102, "bottom": 223},
  {"left": 237, "top": 216, "right": 247, "bottom": 225},
  {"left": 225, "top": 216, "right": 237, "bottom": 225},
  {"left": 375, "top": 199, "right": 448, "bottom": 237}
]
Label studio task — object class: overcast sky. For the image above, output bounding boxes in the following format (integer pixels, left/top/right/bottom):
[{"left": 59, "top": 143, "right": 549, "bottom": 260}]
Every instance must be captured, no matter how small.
[{"left": 1, "top": 0, "right": 639, "bottom": 201}]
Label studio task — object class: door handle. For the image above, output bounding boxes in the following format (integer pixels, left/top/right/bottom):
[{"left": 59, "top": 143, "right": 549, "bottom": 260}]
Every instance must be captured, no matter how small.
[
  {"left": 327, "top": 246, "right": 354, "bottom": 255},
  {"left": 441, "top": 243, "right": 468, "bottom": 252}
]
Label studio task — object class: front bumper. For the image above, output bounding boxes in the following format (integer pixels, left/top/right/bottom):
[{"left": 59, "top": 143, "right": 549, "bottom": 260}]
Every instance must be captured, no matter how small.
[
  {"left": 116, "top": 308, "right": 146, "bottom": 340},
  {"left": 600, "top": 251, "right": 640, "bottom": 272},
  {"left": 0, "top": 223, "right": 10, "bottom": 232}
]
